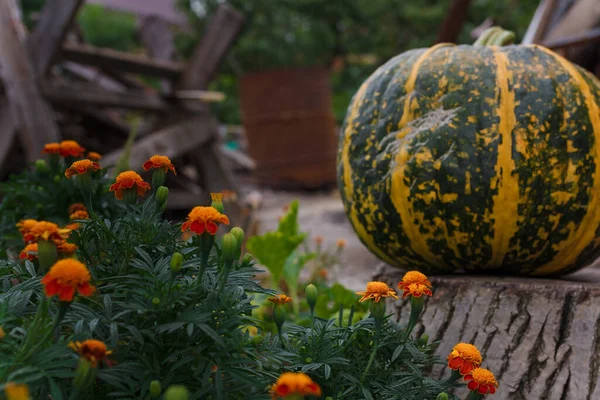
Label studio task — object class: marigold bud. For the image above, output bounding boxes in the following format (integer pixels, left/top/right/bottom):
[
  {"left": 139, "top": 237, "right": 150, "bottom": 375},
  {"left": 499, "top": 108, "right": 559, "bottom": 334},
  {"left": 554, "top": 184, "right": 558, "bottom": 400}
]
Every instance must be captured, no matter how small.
[
  {"left": 273, "top": 304, "right": 286, "bottom": 332},
  {"left": 210, "top": 193, "right": 224, "bottom": 213},
  {"left": 155, "top": 186, "right": 169, "bottom": 210},
  {"left": 419, "top": 333, "right": 429, "bottom": 347},
  {"left": 436, "top": 393, "right": 449, "bottom": 400},
  {"left": 221, "top": 233, "right": 238, "bottom": 263},
  {"left": 149, "top": 380, "right": 162, "bottom": 398},
  {"left": 170, "top": 252, "right": 183, "bottom": 273},
  {"left": 152, "top": 297, "right": 161, "bottom": 305},
  {"left": 164, "top": 385, "right": 190, "bottom": 400},
  {"left": 305, "top": 284, "right": 318, "bottom": 313},
  {"left": 242, "top": 253, "right": 253, "bottom": 265},
  {"left": 229, "top": 227, "right": 244, "bottom": 258},
  {"left": 35, "top": 159, "right": 47, "bottom": 172},
  {"left": 54, "top": 175, "right": 61, "bottom": 183}
]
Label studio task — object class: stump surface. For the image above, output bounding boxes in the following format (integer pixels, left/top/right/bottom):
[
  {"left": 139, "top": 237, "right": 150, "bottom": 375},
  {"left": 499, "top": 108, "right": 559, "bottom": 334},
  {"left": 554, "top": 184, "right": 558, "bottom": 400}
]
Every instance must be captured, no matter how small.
[{"left": 374, "top": 265, "right": 600, "bottom": 400}]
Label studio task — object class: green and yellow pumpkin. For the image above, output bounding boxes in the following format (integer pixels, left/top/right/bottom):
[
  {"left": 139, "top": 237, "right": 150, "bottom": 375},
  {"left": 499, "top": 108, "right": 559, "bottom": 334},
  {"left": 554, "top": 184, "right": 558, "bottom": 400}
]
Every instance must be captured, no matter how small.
[{"left": 337, "top": 28, "right": 600, "bottom": 276}]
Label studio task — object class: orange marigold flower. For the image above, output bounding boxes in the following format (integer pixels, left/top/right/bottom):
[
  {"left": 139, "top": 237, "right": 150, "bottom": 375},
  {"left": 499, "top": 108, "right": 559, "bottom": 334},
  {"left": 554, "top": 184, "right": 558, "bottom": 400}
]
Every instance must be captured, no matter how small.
[
  {"left": 4, "top": 382, "right": 30, "bottom": 400},
  {"left": 464, "top": 368, "right": 498, "bottom": 395},
  {"left": 57, "top": 242, "right": 78, "bottom": 256},
  {"left": 109, "top": 171, "right": 151, "bottom": 200},
  {"left": 87, "top": 151, "right": 102, "bottom": 161},
  {"left": 268, "top": 294, "right": 292, "bottom": 305},
  {"left": 23, "top": 221, "right": 70, "bottom": 244},
  {"left": 16, "top": 219, "right": 38, "bottom": 235},
  {"left": 142, "top": 155, "right": 176, "bottom": 175},
  {"left": 65, "top": 159, "right": 101, "bottom": 179},
  {"left": 180, "top": 206, "right": 229, "bottom": 235},
  {"left": 58, "top": 140, "right": 85, "bottom": 158},
  {"left": 398, "top": 270, "right": 432, "bottom": 290},
  {"left": 19, "top": 243, "right": 38, "bottom": 261},
  {"left": 41, "top": 259, "right": 95, "bottom": 302},
  {"left": 70, "top": 210, "right": 90, "bottom": 220},
  {"left": 270, "top": 372, "right": 321, "bottom": 399},
  {"left": 356, "top": 281, "right": 398, "bottom": 303},
  {"left": 402, "top": 283, "right": 433, "bottom": 299},
  {"left": 314, "top": 235, "right": 323, "bottom": 245},
  {"left": 68, "top": 339, "right": 112, "bottom": 367},
  {"left": 336, "top": 238, "right": 346, "bottom": 248},
  {"left": 68, "top": 203, "right": 87, "bottom": 215},
  {"left": 447, "top": 343, "right": 483, "bottom": 375},
  {"left": 318, "top": 268, "right": 327, "bottom": 278},
  {"left": 42, "top": 143, "right": 60, "bottom": 155}
]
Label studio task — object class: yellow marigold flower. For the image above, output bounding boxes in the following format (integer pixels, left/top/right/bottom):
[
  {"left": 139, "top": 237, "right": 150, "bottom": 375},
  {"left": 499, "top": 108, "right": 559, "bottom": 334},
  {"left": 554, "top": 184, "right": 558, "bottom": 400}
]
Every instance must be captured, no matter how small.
[
  {"left": 57, "top": 242, "right": 78, "bottom": 256},
  {"left": 403, "top": 283, "right": 432, "bottom": 299},
  {"left": 336, "top": 238, "right": 346, "bottom": 248},
  {"left": 42, "top": 143, "right": 60, "bottom": 155},
  {"left": 447, "top": 343, "right": 482, "bottom": 375},
  {"left": 65, "top": 159, "right": 101, "bottom": 179},
  {"left": 19, "top": 243, "right": 38, "bottom": 261},
  {"left": 142, "top": 155, "right": 176, "bottom": 175},
  {"left": 68, "top": 203, "right": 87, "bottom": 215},
  {"left": 16, "top": 219, "right": 38, "bottom": 235},
  {"left": 69, "top": 339, "right": 112, "bottom": 367},
  {"left": 356, "top": 281, "right": 398, "bottom": 303},
  {"left": 211, "top": 192, "right": 223, "bottom": 202},
  {"left": 58, "top": 140, "right": 85, "bottom": 158},
  {"left": 41, "top": 259, "right": 95, "bottom": 302},
  {"left": 4, "top": 382, "right": 30, "bottom": 400},
  {"left": 464, "top": 368, "right": 498, "bottom": 395},
  {"left": 0, "top": 326, "right": 5, "bottom": 339},
  {"left": 87, "top": 151, "right": 102, "bottom": 161},
  {"left": 181, "top": 206, "right": 230, "bottom": 235},
  {"left": 70, "top": 210, "right": 90, "bottom": 220},
  {"left": 268, "top": 294, "right": 292, "bottom": 305},
  {"left": 270, "top": 372, "right": 322, "bottom": 399},
  {"left": 23, "top": 221, "right": 70, "bottom": 244},
  {"left": 109, "top": 171, "right": 151, "bottom": 200}
]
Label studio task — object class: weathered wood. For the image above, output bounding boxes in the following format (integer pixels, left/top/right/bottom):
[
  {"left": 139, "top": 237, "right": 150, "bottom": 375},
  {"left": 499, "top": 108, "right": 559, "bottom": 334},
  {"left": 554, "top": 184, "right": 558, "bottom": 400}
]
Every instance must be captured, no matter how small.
[
  {"left": 176, "top": 4, "right": 245, "bottom": 91},
  {"left": 0, "top": 99, "right": 17, "bottom": 174},
  {"left": 101, "top": 114, "right": 216, "bottom": 169},
  {"left": 139, "top": 15, "right": 176, "bottom": 93},
  {"left": 375, "top": 264, "right": 600, "bottom": 400},
  {"left": 545, "top": 0, "right": 600, "bottom": 43},
  {"left": 522, "top": 0, "right": 558, "bottom": 44},
  {"left": 28, "top": 0, "right": 84, "bottom": 75},
  {"left": 61, "top": 43, "right": 185, "bottom": 79},
  {"left": 544, "top": 28, "right": 600, "bottom": 50},
  {"left": 436, "top": 0, "right": 472, "bottom": 43},
  {"left": 0, "top": 0, "right": 60, "bottom": 161},
  {"left": 43, "top": 80, "right": 169, "bottom": 112}
]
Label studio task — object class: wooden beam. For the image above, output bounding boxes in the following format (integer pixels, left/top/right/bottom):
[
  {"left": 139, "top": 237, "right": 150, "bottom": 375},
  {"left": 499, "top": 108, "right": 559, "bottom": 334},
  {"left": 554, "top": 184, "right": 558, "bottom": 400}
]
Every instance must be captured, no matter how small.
[
  {"left": 436, "top": 0, "right": 472, "bottom": 43},
  {"left": 102, "top": 114, "right": 217, "bottom": 169},
  {"left": 545, "top": 0, "right": 600, "bottom": 43},
  {"left": 0, "top": 0, "right": 60, "bottom": 162},
  {"left": 43, "top": 80, "right": 170, "bottom": 112},
  {"left": 29, "top": 0, "right": 84, "bottom": 75},
  {"left": 61, "top": 42, "right": 185, "bottom": 79},
  {"left": 543, "top": 28, "right": 600, "bottom": 50},
  {"left": 0, "top": 98, "right": 17, "bottom": 174},
  {"left": 177, "top": 4, "right": 245, "bottom": 90},
  {"left": 139, "top": 15, "right": 176, "bottom": 93},
  {"left": 522, "top": 0, "right": 557, "bottom": 44}
]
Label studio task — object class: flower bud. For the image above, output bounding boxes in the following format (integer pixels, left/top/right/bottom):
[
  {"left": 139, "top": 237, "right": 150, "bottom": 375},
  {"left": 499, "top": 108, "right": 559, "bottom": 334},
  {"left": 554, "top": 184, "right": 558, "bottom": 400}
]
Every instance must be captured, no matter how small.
[
  {"left": 251, "top": 334, "right": 264, "bottom": 346},
  {"left": 73, "top": 357, "right": 98, "bottom": 391},
  {"left": 155, "top": 186, "right": 169, "bottom": 210},
  {"left": 35, "top": 159, "right": 47, "bottom": 172},
  {"left": 221, "top": 233, "right": 238, "bottom": 263},
  {"left": 229, "top": 227, "right": 244, "bottom": 258},
  {"left": 164, "top": 385, "right": 190, "bottom": 400},
  {"left": 152, "top": 297, "right": 161, "bottom": 305},
  {"left": 273, "top": 304, "right": 286, "bottom": 332},
  {"left": 305, "top": 284, "right": 318, "bottom": 313},
  {"left": 242, "top": 253, "right": 253, "bottom": 265},
  {"left": 54, "top": 175, "right": 61, "bottom": 183},
  {"left": 170, "top": 252, "right": 183, "bottom": 273},
  {"left": 436, "top": 393, "right": 449, "bottom": 400},
  {"left": 418, "top": 333, "right": 429, "bottom": 347},
  {"left": 210, "top": 192, "right": 224, "bottom": 213},
  {"left": 149, "top": 380, "right": 162, "bottom": 398}
]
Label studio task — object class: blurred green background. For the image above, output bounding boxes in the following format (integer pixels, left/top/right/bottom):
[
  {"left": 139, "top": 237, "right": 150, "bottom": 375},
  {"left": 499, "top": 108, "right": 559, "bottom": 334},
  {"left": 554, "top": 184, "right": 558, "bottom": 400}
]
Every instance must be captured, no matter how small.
[{"left": 21, "top": 0, "right": 539, "bottom": 125}]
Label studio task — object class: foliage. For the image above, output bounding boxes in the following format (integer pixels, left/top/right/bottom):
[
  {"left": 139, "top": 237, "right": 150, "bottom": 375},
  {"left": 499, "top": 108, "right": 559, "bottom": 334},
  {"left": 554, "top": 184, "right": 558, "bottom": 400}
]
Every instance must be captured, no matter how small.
[{"left": 77, "top": 4, "right": 138, "bottom": 52}]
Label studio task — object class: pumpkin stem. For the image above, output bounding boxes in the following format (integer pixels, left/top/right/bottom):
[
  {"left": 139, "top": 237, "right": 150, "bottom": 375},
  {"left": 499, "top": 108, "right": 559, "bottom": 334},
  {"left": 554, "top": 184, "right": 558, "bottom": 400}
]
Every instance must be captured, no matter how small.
[{"left": 473, "top": 27, "right": 516, "bottom": 46}]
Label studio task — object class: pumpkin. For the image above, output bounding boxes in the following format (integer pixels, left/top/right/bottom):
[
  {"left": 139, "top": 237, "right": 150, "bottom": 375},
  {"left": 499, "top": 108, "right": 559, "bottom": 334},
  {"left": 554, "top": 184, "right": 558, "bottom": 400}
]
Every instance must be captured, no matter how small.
[{"left": 337, "top": 27, "right": 600, "bottom": 276}]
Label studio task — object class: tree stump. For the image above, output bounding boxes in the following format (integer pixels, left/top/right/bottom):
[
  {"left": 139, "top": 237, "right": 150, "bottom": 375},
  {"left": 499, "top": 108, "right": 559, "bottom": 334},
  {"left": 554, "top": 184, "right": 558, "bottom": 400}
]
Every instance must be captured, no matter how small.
[{"left": 374, "top": 264, "right": 600, "bottom": 400}]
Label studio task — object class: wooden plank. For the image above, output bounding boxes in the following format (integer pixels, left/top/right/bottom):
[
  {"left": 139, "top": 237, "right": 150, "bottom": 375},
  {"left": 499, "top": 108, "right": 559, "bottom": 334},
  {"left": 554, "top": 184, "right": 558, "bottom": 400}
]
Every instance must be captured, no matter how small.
[
  {"left": 543, "top": 28, "right": 600, "bottom": 49},
  {"left": 87, "top": 0, "right": 189, "bottom": 27},
  {"left": 139, "top": 15, "right": 176, "bottom": 93},
  {"left": 522, "top": 0, "right": 557, "bottom": 44},
  {"left": 0, "top": 98, "right": 17, "bottom": 174},
  {"left": 28, "top": 0, "right": 84, "bottom": 75},
  {"left": 43, "top": 80, "right": 169, "bottom": 112},
  {"left": 61, "top": 42, "right": 185, "bottom": 79},
  {"left": 436, "top": 0, "right": 472, "bottom": 43},
  {"left": 0, "top": 0, "right": 60, "bottom": 162},
  {"left": 176, "top": 4, "right": 245, "bottom": 90},
  {"left": 545, "top": 0, "right": 600, "bottom": 42},
  {"left": 101, "top": 114, "right": 216, "bottom": 169}
]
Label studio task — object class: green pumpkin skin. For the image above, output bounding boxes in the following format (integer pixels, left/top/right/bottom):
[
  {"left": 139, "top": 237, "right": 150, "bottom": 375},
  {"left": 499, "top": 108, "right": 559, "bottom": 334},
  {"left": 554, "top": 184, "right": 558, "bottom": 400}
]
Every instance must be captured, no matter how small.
[{"left": 338, "top": 43, "right": 600, "bottom": 276}]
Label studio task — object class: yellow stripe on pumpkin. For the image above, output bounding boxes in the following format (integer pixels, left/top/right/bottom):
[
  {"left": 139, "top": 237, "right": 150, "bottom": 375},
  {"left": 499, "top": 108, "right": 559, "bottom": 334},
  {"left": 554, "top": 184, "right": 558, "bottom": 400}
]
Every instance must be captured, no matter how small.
[{"left": 531, "top": 46, "right": 600, "bottom": 275}]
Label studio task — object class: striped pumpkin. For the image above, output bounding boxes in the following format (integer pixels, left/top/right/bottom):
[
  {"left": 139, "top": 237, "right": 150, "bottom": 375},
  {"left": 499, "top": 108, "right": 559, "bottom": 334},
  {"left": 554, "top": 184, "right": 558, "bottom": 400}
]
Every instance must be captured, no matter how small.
[{"left": 337, "top": 28, "right": 600, "bottom": 276}]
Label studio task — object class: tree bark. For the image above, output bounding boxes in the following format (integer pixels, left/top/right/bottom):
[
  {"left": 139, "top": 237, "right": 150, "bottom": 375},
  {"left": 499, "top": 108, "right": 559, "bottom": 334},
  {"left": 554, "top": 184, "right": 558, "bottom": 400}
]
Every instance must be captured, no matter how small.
[{"left": 374, "top": 264, "right": 600, "bottom": 400}]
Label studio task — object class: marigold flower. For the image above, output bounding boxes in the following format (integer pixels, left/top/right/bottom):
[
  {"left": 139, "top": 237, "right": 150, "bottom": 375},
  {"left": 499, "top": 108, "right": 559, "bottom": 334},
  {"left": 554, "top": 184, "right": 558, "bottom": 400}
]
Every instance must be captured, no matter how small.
[
  {"left": 65, "top": 223, "right": 80, "bottom": 231},
  {"left": 65, "top": 159, "right": 101, "bottom": 179},
  {"left": 356, "top": 281, "right": 398, "bottom": 303},
  {"left": 23, "top": 221, "right": 70, "bottom": 244},
  {"left": 109, "top": 171, "right": 151, "bottom": 200},
  {"left": 403, "top": 283, "right": 433, "bottom": 299},
  {"left": 314, "top": 235, "right": 323, "bottom": 245},
  {"left": 398, "top": 270, "right": 432, "bottom": 290},
  {"left": 70, "top": 210, "right": 90, "bottom": 220},
  {"left": 41, "top": 259, "right": 95, "bottom": 302},
  {"left": 16, "top": 219, "right": 38, "bottom": 235},
  {"left": 42, "top": 143, "right": 60, "bottom": 155},
  {"left": 68, "top": 339, "right": 112, "bottom": 367},
  {"left": 464, "top": 368, "right": 498, "bottom": 395},
  {"left": 87, "top": 151, "right": 102, "bottom": 161},
  {"left": 58, "top": 140, "right": 85, "bottom": 158},
  {"left": 270, "top": 372, "right": 322, "bottom": 399},
  {"left": 19, "top": 243, "right": 38, "bottom": 261},
  {"left": 336, "top": 238, "right": 346, "bottom": 248},
  {"left": 4, "top": 382, "right": 30, "bottom": 400},
  {"left": 57, "top": 242, "right": 78, "bottom": 256},
  {"left": 142, "top": 155, "right": 176, "bottom": 175},
  {"left": 181, "top": 206, "right": 229, "bottom": 235},
  {"left": 447, "top": 343, "right": 483, "bottom": 375},
  {"left": 268, "top": 294, "right": 292, "bottom": 305},
  {"left": 68, "top": 203, "right": 87, "bottom": 215}
]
